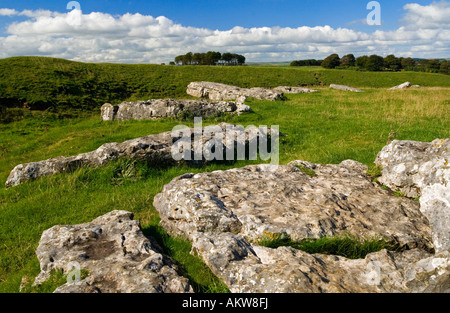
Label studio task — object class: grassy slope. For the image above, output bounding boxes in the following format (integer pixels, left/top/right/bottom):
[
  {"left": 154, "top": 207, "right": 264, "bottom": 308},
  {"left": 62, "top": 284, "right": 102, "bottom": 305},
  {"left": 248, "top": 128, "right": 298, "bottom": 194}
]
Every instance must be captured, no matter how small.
[
  {"left": 1, "top": 56, "right": 449, "bottom": 111},
  {"left": 0, "top": 61, "right": 449, "bottom": 292}
]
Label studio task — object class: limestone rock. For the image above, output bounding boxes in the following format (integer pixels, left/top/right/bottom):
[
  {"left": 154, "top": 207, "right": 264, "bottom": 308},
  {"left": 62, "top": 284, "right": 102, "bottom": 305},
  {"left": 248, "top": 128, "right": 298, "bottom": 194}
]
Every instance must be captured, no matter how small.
[
  {"left": 375, "top": 138, "right": 450, "bottom": 253},
  {"left": 187, "top": 82, "right": 284, "bottom": 101},
  {"left": 273, "top": 86, "right": 318, "bottom": 94},
  {"left": 155, "top": 161, "right": 432, "bottom": 250},
  {"left": 192, "top": 232, "right": 449, "bottom": 293},
  {"left": 329, "top": 84, "right": 364, "bottom": 92},
  {"left": 101, "top": 98, "right": 251, "bottom": 121},
  {"left": 34, "top": 210, "right": 193, "bottom": 293},
  {"left": 5, "top": 123, "right": 272, "bottom": 188},
  {"left": 389, "top": 82, "right": 412, "bottom": 90},
  {"left": 153, "top": 160, "right": 448, "bottom": 292},
  {"left": 375, "top": 139, "right": 449, "bottom": 198}
]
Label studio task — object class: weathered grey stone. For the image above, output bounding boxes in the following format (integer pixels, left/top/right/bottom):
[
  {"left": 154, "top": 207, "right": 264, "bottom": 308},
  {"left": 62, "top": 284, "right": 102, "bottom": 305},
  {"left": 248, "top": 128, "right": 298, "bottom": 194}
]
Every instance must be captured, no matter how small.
[
  {"left": 153, "top": 160, "right": 448, "bottom": 292},
  {"left": 389, "top": 82, "right": 412, "bottom": 90},
  {"left": 187, "top": 82, "right": 284, "bottom": 101},
  {"left": 101, "top": 98, "right": 251, "bottom": 121},
  {"left": 375, "top": 138, "right": 450, "bottom": 253},
  {"left": 329, "top": 84, "right": 364, "bottom": 92},
  {"left": 34, "top": 210, "right": 193, "bottom": 293},
  {"left": 273, "top": 86, "right": 318, "bottom": 94},
  {"left": 375, "top": 139, "right": 449, "bottom": 198},
  {"left": 192, "top": 232, "right": 449, "bottom": 293},
  {"left": 155, "top": 161, "right": 432, "bottom": 250},
  {"left": 5, "top": 123, "right": 274, "bottom": 188}
]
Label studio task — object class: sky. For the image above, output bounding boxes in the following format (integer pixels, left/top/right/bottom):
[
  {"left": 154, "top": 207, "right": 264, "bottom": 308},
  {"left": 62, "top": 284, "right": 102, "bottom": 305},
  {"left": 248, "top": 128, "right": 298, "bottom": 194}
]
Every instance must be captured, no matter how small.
[{"left": 0, "top": 0, "right": 449, "bottom": 63}]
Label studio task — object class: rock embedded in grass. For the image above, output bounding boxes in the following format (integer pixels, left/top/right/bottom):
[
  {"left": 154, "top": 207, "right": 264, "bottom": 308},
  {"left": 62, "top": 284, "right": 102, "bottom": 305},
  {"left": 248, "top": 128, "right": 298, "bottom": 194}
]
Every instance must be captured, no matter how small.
[
  {"left": 388, "top": 82, "right": 412, "bottom": 90},
  {"left": 153, "top": 159, "right": 450, "bottom": 292},
  {"left": 329, "top": 84, "right": 364, "bottom": 92},
  {"left": 5, "top": 123, "right": 272, "bottom": 188},
  {"left": 101, "top": 98, "right": 251, "bottom": 121},
  {"left": 34, "top": 210, "right": 193, "bottom": 293},
  {"left": 187, "top": 81, "right": 284, "bottom": 101},
  {"left": 273, "top": 86, "right": 318, "bottom": 94}
]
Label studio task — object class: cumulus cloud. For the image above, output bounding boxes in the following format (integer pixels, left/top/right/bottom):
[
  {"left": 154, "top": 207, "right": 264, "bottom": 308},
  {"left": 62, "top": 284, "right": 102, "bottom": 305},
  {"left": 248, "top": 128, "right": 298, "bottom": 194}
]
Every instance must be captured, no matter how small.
[
  {"left": 0, "top": 8, "right": 18, "bottom": 16},
  {"left": 402, "top": 1, "right": 450, "bottom": 29},
  {"left": 0, "top": 2, "right": 449, "bottom": 63}
]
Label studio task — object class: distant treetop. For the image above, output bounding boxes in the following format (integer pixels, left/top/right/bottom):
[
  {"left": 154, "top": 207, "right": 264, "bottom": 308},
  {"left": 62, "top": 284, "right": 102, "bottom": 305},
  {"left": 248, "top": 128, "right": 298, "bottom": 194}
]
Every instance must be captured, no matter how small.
[
  {"left": 290, "top": 53, "right": 448, "bottom": 74},
  {"left": 174, "top": 51, "right": 246, "bottom": 66}
]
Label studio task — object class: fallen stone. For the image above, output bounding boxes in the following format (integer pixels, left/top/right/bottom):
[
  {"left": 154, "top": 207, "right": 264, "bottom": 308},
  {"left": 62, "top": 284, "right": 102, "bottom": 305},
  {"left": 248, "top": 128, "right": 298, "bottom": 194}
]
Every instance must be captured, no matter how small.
[
  {"left": 5, "top": 123, "right": 274, "bottom": 188},
  {"left": 155, "top": 160, "right": 432, "bottom": 249},
  {"left": 101, "top": 98, "right": 251, "bottom": 121},
  {"left": 34, "top": 210, "right": 193, "bottom": 293},
  {"left": 389, "top": 82, "right": 412, "bottom": 90},
  {"left": 192, "top": 232, "right": 449, "bottom": 293},
  {"left": 375, "top": 138, "right": 450, "bottom": 253},
  {"left": 153, "top": 160, "right": 447, "bottom": 292},
  {"left": 329, "top": 84, "right": 364, "bottom": 92},
  {"left": 273, "top": 86, "right": 318, "bottom": 94},
  {"left": 187, "top": 82, "right": 284, "bottom": 101}
]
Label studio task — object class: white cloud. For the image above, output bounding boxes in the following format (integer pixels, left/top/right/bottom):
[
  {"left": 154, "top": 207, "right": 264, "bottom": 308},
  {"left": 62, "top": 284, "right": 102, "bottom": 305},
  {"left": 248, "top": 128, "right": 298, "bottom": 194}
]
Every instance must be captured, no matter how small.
[
  {"left": 0, "top": 2, "right": 449, "bottom": 63},
  {"left": 402, "top": 1, "right": 450, "bottom": 29},
  {"left": 0, "top": 8, "right": 18, "bottom": 16}
]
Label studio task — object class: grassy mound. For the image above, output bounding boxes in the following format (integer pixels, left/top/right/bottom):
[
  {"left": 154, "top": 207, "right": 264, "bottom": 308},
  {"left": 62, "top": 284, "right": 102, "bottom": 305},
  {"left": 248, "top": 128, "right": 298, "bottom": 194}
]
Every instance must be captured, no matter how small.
[{"left": 1, "top": 56, "right": 449, "bottom": 113}]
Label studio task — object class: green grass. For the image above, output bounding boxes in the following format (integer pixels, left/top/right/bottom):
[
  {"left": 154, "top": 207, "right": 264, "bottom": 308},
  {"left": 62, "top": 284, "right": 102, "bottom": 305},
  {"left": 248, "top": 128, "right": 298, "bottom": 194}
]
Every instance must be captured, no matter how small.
[
  {"left": 258, "top": 233, "right": 399, "bottom": 260},
  {"left": 295, "top": 164, "right": 317, "bottom": 177},
  {"left": 0, "top": 64, "right": 449, "bottom": 293},
  {"left": 1, "top": 56, "right": 449, "bottom": 113}
]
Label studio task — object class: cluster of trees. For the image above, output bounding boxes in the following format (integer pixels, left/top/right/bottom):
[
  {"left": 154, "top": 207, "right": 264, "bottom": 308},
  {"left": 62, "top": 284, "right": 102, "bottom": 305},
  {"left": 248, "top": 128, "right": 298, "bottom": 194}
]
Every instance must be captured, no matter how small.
[
  {"left": 174, "top": 51, "right": 246, "bottom": 66},
  {"left": 291, "top": 53, "right": 449, "bottom": 74},
  {"left": 290, "top": 59, "right": 322, "bottom": 67}
]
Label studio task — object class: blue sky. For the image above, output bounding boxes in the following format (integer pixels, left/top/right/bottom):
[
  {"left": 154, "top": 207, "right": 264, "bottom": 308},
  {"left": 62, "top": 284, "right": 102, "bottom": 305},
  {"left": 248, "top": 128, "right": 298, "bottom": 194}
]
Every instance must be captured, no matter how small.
[
  {"left": 0, "top": 0, "right": 449, "bottom": 63},
  {"left": 1, "top": 0, "right": 434, "bottom": 30}
]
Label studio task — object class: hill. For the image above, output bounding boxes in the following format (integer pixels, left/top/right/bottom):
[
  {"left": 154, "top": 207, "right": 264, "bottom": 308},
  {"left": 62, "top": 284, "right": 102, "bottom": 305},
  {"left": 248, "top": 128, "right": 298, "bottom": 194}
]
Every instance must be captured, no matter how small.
[{"left": 1, "top": 56, "right": 449, "bottom": 113}]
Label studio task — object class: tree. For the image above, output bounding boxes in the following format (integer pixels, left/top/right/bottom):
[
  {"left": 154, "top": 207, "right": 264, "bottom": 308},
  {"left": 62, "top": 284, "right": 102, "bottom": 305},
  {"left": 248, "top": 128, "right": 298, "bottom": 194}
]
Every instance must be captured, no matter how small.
[
  {"left": 356, "top": 55, "right": 369, "bottom": 69},
  {"left": 321, "top": 54, "right": 340, "bottom": 69},
  {"left": 440, "top": 61, "right": 449, "bottom": 75},
  {"left": 184, "top": 52, "right": 193, "bottom": 65},
  {"left": 192, "top": 53, "right": 203, "bottom": 65},
  {"left": 426, "top": 59, "right": 441, "bottom": 72},
  {"left": 222, "top": 53, "right": 233, "bottom": 64},
  {"left": 235, "top": 54, "right": 246, "bottom": 65},
  {"left": 206, "top": 51, "right": 222, "bottom": 65},
  {"left": 366, "top": 55, "right": 385, "bottom": 71},
  {"left": 401, "top": 57, "right": 416, "bottom": 68},
  {"left": 340, "top": 54, "right": 355, "bottom": 67},
  {"left": 174, "top": 55, "right": 183, "bottom": 65},
  {"left": 384, "top": 54, "right": 401, "bottom": 71}
]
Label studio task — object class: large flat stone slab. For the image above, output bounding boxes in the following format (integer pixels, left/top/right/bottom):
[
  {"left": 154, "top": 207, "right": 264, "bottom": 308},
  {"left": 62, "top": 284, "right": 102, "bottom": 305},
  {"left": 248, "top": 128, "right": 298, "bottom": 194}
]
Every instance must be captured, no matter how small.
[
  {"left": 154, "top": 160, "right": 448, "bottom": 293},
  {"left": 101, "top": 99, "right": 251, "bottom": 121},
  {"left": 187, "top": 82, "right": 284, "bottom": 101},
  {"left": 6, "top": 123, "right": 274, "bottom": 188},
  {"left": 34, "top": 210, "right": 193, "bottom": 293}
]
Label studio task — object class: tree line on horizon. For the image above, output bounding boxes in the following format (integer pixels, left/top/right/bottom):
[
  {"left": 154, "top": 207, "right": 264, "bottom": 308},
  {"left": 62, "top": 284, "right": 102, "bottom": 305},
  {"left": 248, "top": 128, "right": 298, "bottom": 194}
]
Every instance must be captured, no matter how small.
[
  {"left": 174, "top": 51, "right": 246, "bottom": 66},
  {"left": 291, "top": 53, "right": 449, "bottom": 74}
]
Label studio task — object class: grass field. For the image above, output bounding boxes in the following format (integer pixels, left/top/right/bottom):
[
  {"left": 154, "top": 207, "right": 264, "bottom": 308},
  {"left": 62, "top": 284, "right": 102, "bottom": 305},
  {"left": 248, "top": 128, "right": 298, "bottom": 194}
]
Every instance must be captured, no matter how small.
[
  {"left": 1, "top": 56, "right": 449, "bottom": 113},
  {"left": 0, "top": 59, "right": 449, "bottom": 293}
]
